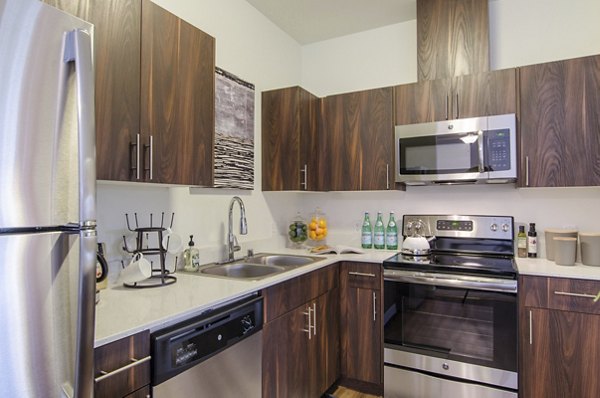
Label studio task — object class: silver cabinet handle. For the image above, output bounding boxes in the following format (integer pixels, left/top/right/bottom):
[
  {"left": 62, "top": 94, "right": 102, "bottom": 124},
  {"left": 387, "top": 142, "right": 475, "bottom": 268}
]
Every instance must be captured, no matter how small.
[
  {"left": 300, "top": 164, "right": 308, "bottom": 190},
  {"left": 312, "top": 303, "right": 317, "bottom": 336},
  {"left": 134, "top": 133, "right": 141, "bottom": 180},
  {"left": 554, "top": 290, "right": 600, "bottom": 302},
  {"left": 525, "top": 156, "right": 530, "bottom": 187},
  {"left": 455, "top": 92, "right": 460, "bottom": 119},
  {"left": 529, "top": 310, "right": 533, "bottom": 345},
  {"left": 302, "top": 308, "right": 312, "bottom": 339},
  {"left": 386, "top": 164, "right": 390, "bottom": 190},
  {"left": 149, "top": 135, "right": 154, "bottom": 180},
  {"left": 349, "top": 271, "right": 376, "bottom": 278},
  {"left": 95, "top": 355, "right": 151, "bottom": 383},
  {"left": 445, "top": 94, "right": 449, "bottom": 120},
  {"left": 373, "top": 292, "right": 377, "bottom": 322}
]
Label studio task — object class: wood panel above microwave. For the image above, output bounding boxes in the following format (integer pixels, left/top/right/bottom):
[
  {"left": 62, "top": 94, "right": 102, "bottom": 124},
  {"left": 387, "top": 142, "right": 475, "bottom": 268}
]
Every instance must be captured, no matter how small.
[{"left": 417, "top": 0, "right": 490, "bottom": 81}]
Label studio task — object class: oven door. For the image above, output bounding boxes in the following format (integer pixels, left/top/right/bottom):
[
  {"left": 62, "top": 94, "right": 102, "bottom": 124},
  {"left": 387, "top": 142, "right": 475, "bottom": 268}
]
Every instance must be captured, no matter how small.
[{"left": 383, "top": 270, "right": 518, "bottom": 395}]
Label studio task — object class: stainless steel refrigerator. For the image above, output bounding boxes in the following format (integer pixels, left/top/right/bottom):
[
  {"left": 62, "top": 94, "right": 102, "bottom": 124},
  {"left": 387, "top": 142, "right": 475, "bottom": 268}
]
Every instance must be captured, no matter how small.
[{"left": 0, "top": 0, "right": 96, "bottom": 397}]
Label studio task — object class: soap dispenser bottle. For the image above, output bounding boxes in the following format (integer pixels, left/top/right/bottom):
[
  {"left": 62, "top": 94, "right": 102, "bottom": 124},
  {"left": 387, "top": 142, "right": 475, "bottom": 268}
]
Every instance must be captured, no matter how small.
[{"left": 183, "top": 235, "right": 200, "bottom": 271}]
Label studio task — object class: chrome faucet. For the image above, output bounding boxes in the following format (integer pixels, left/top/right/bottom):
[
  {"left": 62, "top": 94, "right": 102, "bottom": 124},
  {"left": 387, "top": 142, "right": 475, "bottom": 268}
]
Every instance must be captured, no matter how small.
[{"left": 227, "top": 196, "right": 248, "bottom": 262}]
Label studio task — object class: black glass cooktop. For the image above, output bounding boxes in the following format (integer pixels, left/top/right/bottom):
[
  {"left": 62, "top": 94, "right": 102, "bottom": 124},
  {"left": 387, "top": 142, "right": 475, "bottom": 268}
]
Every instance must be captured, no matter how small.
[{"left": 383, "top": 251, "right": 517, "bottom": 279}]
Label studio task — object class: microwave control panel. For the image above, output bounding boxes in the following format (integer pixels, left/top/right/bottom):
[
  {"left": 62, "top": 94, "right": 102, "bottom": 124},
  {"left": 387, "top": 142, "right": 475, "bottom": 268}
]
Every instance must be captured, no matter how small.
[{"left": 485, "top": 129, "right": 511, "bottom": 171}]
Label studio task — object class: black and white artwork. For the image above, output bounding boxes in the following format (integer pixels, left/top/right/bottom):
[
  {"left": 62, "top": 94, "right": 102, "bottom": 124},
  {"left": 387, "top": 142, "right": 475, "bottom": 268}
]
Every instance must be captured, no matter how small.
[{"left": 214, "top": 67, "right": 255, "bottom": 189}]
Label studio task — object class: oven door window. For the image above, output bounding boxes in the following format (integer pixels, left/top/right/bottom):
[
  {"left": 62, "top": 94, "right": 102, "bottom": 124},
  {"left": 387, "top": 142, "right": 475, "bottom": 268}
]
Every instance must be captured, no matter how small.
[
  {"left": 383, "top": 281, "right": 517, "bottom": 372},
  {"left": 399, "top": 133, "right": 480, "bottom": 175}
]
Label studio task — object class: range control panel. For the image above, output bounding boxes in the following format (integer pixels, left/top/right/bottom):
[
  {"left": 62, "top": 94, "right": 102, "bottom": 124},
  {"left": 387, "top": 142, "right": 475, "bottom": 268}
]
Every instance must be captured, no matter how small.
[{"left": 403, "top": 215, "right": 514, "bottom": 241}]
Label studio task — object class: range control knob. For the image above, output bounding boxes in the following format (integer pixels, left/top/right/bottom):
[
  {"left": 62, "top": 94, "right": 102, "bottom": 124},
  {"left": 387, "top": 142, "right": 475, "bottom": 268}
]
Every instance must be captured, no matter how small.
[
  {"left": 501, "top": 223, "right": 510, "bottom": 232},
  {"left": 490, "top": 223, "right": 498, "bottom": 232},
  {"left": 241, "top": 315, "right": 254, "bottom": 334}
]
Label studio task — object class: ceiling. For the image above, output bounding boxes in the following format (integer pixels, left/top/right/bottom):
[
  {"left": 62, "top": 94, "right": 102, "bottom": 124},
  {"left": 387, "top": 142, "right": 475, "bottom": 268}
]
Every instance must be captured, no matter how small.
[{"left": 245, "top": 0, "right": 417, "bottom": 45}]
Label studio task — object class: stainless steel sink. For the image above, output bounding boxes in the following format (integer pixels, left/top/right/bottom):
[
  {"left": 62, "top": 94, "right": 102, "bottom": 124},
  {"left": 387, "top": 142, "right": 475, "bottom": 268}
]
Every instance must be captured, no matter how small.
[
  {"left": 200, "top": 263, "right": 286, "bottom": 279},
  {"left": 246, "top": 254, "right": 317, "bottom": 267},
  {"left": 195, "top": 253, "right": 322, "bottom": 280}
]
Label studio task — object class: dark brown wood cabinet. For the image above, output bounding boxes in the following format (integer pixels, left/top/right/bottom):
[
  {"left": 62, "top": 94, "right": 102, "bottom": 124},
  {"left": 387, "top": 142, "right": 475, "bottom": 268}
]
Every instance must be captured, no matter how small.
[
  {"left": 394, "top": 68, "right": 517, "bottom": 124},
  {"left": 519, "top": 276, "right": 600, "bottom": 398},
  {"left": 519, "top": 55, "right": 600, "bottom": 187},
  {"left": 262, "top": 265, "right": 339, "bottom": 397},
  {"left": 417, "top": 0, "right": 489, "bottom": 81},
  {"left": 339, "top": 262, "right": 383, "bottom": 395},
  {"left": 322, "top": 87, "right": 394, "bottom": 191},
  {"left": 42, "top": 0, "right": 141, "bottom": 181},
  {"left": 140, "top": 0, "right": 215, "bottom": 185},
  {"left": 43, "top": 0, "right": 215, "bottom": 186},
  {"left": 94, "top": 330, "right": 150, "bottom": 398},
  {"left": 262, "top": 86, "right": 320, "bottom": 191}
]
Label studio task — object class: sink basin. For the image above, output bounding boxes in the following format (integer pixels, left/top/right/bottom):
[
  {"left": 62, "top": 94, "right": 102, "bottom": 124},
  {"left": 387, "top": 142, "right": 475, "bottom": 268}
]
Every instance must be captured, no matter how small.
[
  {"left": 195, "top": 253, "right": 322, "bottom": 280},
  {"left": 247, "top": 254, "right": 317, "bottom": 267}
]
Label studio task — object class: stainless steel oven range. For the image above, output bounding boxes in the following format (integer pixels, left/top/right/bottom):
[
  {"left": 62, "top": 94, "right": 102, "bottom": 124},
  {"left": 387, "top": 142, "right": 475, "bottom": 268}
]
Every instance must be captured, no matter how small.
[{"left": 383, "top": 215, "right": 518, "bottom": 398}]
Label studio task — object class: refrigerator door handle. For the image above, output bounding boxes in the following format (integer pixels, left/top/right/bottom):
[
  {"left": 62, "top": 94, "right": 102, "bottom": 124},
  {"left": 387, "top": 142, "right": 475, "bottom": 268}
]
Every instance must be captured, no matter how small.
[
  {"left": 64, "top": 29, "right": 96, "bottom": 227},
  {"left": 76, "top": 230, "right": 97, "bottom": 398}
]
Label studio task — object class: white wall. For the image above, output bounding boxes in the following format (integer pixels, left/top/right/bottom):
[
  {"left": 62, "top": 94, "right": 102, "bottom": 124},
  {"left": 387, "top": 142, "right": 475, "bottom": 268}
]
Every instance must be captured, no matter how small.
[{"left": 301, "top": 21, "right": 417, "bottom": 97}]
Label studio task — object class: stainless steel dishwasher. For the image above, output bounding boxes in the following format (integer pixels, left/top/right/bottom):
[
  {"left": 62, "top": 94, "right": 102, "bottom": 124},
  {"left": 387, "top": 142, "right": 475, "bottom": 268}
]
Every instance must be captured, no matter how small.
[{"left": 151, "top": 294, "right": 263, "bottom": 397}]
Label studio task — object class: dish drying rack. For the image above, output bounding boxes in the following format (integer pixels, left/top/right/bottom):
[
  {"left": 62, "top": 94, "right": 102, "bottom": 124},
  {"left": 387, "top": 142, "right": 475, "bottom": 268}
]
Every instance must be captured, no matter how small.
[{"left": 121, "top": 212, "right": 177, "bottom": 288}]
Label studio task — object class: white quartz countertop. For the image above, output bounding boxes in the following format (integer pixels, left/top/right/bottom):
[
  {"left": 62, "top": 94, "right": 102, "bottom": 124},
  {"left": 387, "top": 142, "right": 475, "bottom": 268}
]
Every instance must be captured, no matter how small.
[
  {"left": 94, "top": 248, "right": 394, "bottom": 347},
  {"left": 516, "top": 257, "right": 600, "bottom": 281},
  {"left": 95, "top": 248, "right": 600, "bottom": 347}
]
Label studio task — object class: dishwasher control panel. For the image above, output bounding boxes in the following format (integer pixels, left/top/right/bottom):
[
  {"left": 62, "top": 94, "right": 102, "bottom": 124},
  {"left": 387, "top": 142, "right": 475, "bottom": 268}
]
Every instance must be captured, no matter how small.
[{"left": 151, "top": 295, "right": 263, "bottom": 386}]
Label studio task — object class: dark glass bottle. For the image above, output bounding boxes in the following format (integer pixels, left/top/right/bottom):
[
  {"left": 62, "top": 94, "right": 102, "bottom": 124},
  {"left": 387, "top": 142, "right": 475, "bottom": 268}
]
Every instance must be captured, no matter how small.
[{"left": 527, "top": 223, "right": 537, "bottom": 258}]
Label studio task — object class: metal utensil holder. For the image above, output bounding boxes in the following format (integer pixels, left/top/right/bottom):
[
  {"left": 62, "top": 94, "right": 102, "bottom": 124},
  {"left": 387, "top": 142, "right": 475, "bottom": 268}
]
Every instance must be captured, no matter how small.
[{"left": 121, "top": 212, "right": 177, "bottom": 288}]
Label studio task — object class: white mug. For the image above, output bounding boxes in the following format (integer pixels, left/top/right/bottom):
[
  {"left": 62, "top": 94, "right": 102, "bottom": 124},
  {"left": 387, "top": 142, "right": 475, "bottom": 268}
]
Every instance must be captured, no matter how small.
[
  {"left": 120, "top": 252, "right": 152, "bottom": 284},
  {"left": 162, "top": 228, "right": 184, "bottom": 254}
]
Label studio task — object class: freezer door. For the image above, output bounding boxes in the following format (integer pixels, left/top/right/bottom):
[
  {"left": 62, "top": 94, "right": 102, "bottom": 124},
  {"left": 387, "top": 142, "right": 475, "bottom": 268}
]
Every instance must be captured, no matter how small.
[
  {"left": 0, "top": 230, "right": 96, "bottom": 398},
  {"left": 0, "top": 0, "right": 95, "bottom": 229}
]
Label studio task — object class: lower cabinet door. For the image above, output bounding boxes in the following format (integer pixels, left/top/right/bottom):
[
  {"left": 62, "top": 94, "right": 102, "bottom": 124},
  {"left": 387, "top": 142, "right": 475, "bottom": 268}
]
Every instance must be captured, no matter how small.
[
  {"left": 262, "top": 289, "right": 340, "bottom": 398},
  {"left": 521, "top": 308, "right": 600, "bottom": 398},
  {"left": 341, "top": 286, "right": 381, "bottom": 385},
  {"left": 262, "top": 304, "right": 312, "bottom": 398}
]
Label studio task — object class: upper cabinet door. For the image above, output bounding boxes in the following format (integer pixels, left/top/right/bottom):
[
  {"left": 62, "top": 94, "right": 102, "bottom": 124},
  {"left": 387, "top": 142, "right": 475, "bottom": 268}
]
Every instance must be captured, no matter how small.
[
  {"left": 140, "top": 0, "right": 215, "bottom": 185},
  {"left": 417, "top": 0, "right": 490, "bottom": 81},
  {"left": 323, "top": 88, "right": 394, "bottom": 191},
  {"left": 394, "top": 79, "right": 451, "bottom": 124},
  {"left": 262, "top": 87, "right": 302, "bottom": 191},
  {"left": 453, "top": 68, "right": 517, "bottom": 119},
  {"left": 42, "top": 0, "right": 141, "bottom": 182},
  {"left": 262, "top": 87, "right": 320, "bottom": 191},
  {"left": 519, "top": 55, "right": 600, "bottom": 187}
]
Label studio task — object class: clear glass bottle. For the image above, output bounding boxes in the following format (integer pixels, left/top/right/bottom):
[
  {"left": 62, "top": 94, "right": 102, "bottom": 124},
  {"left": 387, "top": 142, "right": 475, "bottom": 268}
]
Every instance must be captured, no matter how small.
[
  {"left": 183, "top": 235, "right": 200, "bottom": 271},
  {"left": 386, "top": 212, "right": 398, "bottom": 250},
  {"left": 361, "top": 212, "right": 373, "bottom": 249},
  {"left": 527, "top": 223, "right": 537, "bottom": 258},
  {"left": 517, "top": 225, "right": 527, "bottom": 258},
  {"left": 373, "top": 212, "right": 385, "bottom": 250}
]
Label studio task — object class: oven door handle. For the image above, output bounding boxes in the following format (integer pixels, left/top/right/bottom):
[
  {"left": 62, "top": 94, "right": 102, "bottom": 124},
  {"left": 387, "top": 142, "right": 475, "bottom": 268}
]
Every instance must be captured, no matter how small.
[{"left": 383, "top": 270, "right": 517, "bottom": 293}]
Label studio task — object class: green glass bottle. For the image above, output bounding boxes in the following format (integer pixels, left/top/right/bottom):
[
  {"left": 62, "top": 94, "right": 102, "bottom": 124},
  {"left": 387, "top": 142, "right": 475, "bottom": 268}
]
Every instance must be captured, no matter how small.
[
  {"left": 373, "top": 212, "right": 385, "bottom": 249},
  {"left": 361, "top": 212, "right": 373, "bottom": 249},
  {"left": 386, "top": 212, "right": 398, "bottom": 250}
]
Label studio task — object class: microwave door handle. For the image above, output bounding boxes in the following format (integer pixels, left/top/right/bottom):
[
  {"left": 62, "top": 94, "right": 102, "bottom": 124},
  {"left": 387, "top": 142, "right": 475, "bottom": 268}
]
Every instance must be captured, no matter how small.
[{"left": 477, "top": 131, "right": 485, "bottom": 173}]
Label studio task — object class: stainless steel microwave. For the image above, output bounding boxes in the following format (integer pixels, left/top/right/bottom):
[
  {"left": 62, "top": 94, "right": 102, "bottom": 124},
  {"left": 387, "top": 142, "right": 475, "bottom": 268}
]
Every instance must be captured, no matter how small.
[{"left": 395, "top": 114, "right": 517, "bottom": 185}]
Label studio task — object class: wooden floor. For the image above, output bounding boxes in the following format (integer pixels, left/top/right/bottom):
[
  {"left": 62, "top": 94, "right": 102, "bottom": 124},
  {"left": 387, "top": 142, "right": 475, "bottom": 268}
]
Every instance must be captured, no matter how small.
[{"left": 331, "top": 386, "right": 381, "bottom": 398}]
